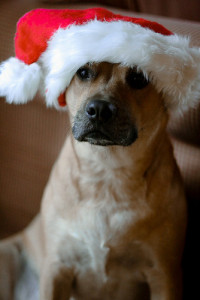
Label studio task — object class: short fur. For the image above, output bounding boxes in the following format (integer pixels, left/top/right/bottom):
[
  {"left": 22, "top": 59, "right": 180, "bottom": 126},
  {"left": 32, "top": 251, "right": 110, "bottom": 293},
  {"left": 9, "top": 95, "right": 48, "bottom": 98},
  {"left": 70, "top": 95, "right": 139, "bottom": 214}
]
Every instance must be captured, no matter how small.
[{"left": 0, "top": 62, "right": 187, "bottom": 300}]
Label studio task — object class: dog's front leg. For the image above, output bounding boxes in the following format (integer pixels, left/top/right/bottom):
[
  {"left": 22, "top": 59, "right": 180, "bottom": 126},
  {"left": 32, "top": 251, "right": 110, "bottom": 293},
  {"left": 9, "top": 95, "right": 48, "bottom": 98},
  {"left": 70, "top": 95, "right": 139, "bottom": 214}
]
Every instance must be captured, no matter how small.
[
  {"left": 40, "top": 259, "right": 74, "bottom": 300},
  {"left": 0, "top": 235, "right": 24, "bottom": 300},
  {"left": 146, "top": 267, "right": 183, "bottom": 300}
]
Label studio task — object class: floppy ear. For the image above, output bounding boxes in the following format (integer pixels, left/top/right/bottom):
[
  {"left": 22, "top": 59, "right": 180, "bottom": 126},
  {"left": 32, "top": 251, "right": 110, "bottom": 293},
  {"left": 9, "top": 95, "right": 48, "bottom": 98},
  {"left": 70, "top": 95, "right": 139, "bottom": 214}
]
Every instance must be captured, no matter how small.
[{"left": 58, "top": 92, "right": 67, "bottom": 107}]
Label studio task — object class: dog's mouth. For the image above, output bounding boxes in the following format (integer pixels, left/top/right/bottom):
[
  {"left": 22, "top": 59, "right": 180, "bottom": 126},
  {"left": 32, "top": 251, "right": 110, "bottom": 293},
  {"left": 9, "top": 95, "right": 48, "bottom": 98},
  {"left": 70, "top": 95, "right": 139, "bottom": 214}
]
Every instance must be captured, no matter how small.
[
  {"left": 73, "top": 124, "right": 138, "bottom": 147},
  {"left": 82, "top": 130, "right": 115, "bottom": 146},
  {"left": 72, "top": 99, "right": 138, "bottom": 147}
]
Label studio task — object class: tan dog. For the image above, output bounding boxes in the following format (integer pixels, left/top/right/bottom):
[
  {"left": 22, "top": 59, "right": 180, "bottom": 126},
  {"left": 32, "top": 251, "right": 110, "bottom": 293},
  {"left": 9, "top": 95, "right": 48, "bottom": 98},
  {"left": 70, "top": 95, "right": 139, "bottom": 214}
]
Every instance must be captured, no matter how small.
[{"left": 0, "top": 62, "right": 187, "bottom": 300}]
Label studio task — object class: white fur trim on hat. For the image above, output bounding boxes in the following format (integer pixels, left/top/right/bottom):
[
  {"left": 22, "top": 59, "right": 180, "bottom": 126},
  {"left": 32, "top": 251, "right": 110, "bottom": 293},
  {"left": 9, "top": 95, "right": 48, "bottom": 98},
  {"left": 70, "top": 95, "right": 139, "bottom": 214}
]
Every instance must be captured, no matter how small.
[
  {"left": 40, "top": 20, "right": 200, "bottom": 112},
  {"left": 0, "top": 57, "right": 41, "bottom": 104}
]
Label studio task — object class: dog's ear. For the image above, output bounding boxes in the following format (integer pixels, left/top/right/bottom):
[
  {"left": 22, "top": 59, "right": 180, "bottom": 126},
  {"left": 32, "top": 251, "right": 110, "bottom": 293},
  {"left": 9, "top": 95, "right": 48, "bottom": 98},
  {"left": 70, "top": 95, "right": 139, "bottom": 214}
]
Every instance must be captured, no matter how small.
[{"left": 58, "top": 92, "right": 67, "bottom": 108}]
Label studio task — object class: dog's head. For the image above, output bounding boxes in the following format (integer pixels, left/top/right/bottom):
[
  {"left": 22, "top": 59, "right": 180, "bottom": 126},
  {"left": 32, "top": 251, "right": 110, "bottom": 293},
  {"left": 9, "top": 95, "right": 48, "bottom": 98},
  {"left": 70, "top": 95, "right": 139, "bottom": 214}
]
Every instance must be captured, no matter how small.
[{"left": 66, "top": 62, "right": 167, "bottom": 147}]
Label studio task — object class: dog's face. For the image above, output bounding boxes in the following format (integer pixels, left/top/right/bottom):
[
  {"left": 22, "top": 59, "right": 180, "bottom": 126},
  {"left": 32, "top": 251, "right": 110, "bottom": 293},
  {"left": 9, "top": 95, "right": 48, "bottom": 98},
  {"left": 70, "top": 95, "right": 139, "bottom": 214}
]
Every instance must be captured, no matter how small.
[{"left": 66, "top": 62, "right": 168, "bottom": 147}]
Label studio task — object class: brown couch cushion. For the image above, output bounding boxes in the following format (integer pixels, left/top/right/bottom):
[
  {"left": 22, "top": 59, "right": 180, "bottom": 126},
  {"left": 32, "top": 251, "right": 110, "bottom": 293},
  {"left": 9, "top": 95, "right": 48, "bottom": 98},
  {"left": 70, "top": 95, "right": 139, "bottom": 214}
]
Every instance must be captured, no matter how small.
[{"left": 0, "top": 0, "right": 70, "bottom": 238}]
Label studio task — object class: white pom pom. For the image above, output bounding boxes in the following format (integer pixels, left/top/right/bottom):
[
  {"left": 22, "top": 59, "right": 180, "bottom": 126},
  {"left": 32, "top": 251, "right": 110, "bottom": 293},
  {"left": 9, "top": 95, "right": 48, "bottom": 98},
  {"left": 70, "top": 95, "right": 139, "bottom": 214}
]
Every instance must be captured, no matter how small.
[{"left": 0, "top": 57, "right": 41, "bottom": 104}]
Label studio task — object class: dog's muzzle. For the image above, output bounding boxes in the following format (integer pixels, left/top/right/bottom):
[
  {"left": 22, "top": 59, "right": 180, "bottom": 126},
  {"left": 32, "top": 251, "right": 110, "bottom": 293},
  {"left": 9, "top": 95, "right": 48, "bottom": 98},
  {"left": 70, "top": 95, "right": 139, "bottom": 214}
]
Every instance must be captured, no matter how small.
[{"left": 72, "top": 99, "right": 138, "bottom": 146}]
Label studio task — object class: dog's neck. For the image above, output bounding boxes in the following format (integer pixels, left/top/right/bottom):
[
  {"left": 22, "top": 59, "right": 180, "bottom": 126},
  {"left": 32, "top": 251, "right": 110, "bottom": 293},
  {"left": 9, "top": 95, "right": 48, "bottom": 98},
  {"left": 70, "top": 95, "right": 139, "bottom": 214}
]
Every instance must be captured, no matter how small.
[
  {"left": 45, "top": 127, "right": 175, "bottom": 220},
  {"left": 55, "top": 127, "right": 172, "bottom": 193},
  {"left": 70, "top": 126, "right": 170, "bottom": 176}
]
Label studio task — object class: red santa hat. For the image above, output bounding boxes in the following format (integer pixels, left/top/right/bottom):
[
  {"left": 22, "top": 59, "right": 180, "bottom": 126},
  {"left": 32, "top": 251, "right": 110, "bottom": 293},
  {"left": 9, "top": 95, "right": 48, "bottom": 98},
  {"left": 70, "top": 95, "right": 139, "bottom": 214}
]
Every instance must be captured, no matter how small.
[{"left": 0, "top": 7, "right": 200, "bottom": 111}]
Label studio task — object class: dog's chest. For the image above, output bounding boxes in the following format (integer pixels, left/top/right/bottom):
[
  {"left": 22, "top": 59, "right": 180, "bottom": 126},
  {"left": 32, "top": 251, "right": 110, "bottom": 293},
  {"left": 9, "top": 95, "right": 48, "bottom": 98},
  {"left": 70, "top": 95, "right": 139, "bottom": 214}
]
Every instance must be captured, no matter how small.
[
  {"left": 58, "top": 199, "right": 136, "bottom": 260},
  {"left": 47, "top": 155, "right": 149, "bottom": 298},
  {"left": 56, "top": 201, "right": 143, "bottom": 299}
]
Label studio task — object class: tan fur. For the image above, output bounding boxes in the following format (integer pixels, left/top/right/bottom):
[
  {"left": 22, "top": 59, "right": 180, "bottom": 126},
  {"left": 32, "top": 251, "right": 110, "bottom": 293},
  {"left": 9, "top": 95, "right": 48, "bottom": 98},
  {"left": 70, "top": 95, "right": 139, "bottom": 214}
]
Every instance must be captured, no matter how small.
[{"left": 0, "top": 63, "right": 187, "bottom": 300}]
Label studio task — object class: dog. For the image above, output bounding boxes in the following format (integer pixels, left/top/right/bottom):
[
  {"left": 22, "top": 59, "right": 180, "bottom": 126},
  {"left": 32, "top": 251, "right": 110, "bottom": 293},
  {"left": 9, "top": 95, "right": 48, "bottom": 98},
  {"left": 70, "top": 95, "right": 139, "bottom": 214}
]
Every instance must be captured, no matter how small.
[{"left": 0, "top": 62, "right": 187, "bottom": 300}]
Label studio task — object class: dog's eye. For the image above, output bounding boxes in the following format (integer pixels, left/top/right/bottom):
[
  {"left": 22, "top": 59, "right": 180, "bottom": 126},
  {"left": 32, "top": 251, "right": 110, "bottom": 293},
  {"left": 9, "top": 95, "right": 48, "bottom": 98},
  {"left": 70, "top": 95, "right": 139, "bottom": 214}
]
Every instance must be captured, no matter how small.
[
  {"left": 126, "top": 69, "right": 149, "bottom": 89},
  {"left": 76, "top": 67, "right": 94, "bottom": 81}
]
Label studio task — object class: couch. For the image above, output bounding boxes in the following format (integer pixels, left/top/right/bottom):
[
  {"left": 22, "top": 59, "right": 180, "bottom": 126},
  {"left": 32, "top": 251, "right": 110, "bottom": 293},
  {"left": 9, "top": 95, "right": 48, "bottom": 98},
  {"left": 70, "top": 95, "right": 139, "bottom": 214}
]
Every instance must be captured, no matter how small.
[{"left": 0, "top": 0, "right": 199, "bottom": 298}]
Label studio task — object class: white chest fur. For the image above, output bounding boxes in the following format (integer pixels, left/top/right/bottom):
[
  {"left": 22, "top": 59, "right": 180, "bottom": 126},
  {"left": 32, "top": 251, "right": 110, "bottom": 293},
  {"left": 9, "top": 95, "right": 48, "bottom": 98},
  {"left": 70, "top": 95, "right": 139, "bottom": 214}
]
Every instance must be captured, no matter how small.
[{"left": 52, "top": 199, "right": 139, "bottom": 299}]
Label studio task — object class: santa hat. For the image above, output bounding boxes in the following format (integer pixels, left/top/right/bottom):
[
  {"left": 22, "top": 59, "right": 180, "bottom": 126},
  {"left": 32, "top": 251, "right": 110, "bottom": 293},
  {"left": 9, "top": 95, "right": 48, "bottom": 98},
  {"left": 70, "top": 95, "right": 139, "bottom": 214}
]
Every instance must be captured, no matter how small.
[{"left": 0, "top": 7, "right": 200, "bottom": 111}]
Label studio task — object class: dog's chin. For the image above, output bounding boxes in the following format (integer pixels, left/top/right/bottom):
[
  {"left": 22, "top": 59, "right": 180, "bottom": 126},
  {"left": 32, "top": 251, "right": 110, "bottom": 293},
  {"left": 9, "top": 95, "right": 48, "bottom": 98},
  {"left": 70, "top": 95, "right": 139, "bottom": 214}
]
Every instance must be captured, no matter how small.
[
  {"left": 73, "top": 128, "right": 138, "bottom": 147},
  {"left": 82, "top": 131, "right": 116, "bottom": 146}
]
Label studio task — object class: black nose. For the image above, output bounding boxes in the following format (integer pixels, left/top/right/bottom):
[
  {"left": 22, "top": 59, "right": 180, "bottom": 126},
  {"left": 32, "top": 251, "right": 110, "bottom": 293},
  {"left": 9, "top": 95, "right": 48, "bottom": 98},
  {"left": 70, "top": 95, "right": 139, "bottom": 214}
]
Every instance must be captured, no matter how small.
[{"left": 85, "top": 100, "right": 117, "bottom": 122}]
